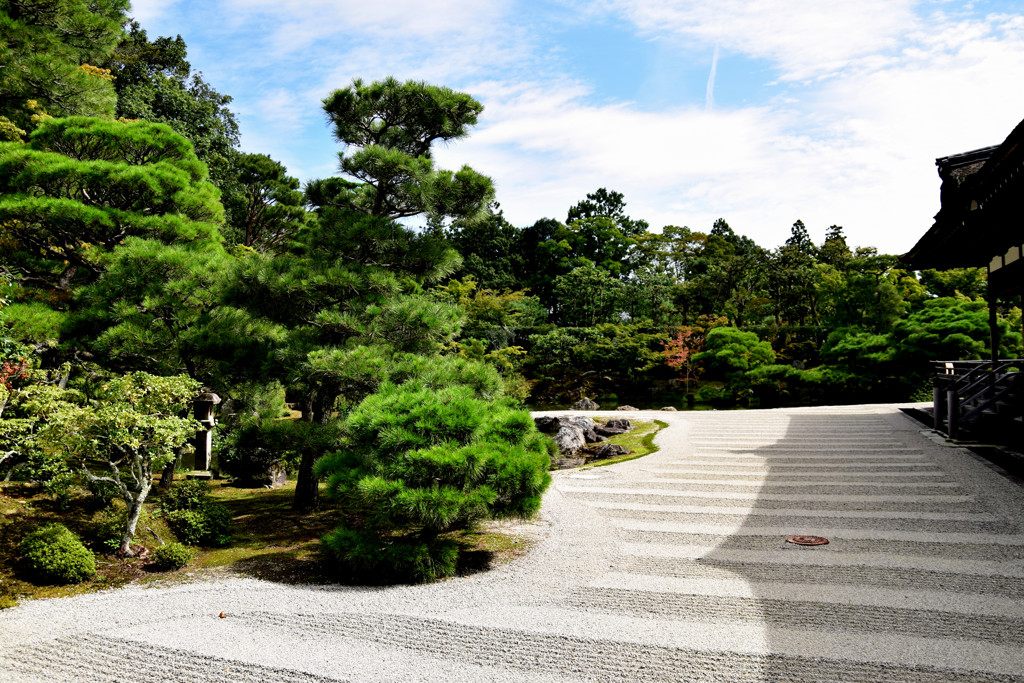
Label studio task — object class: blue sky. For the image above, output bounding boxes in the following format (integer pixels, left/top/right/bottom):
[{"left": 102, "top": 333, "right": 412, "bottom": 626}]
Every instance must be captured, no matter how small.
[{"left": 131, "top": 0, "right": 1024, "bottom": 255}]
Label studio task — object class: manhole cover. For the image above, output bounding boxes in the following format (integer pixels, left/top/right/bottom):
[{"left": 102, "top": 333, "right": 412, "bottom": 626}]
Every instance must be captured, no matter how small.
[{"left": 786, "top": 535, "right": 829, "bottom": 546}]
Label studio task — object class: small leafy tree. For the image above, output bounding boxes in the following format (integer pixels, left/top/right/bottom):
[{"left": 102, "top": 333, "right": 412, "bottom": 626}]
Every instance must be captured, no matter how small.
[
  {"left": 316, "top": 362, "right": 551, "bottom": 583},
  {"left": 40, "top": 372, "right": 201, "bottom": 555},
  {"left": 662, "top": 327, "right": 702, "bottom": 389}
]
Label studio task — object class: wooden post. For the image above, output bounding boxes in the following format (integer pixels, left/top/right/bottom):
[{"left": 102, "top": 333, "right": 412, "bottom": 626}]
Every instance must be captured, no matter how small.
[
  {"left": 989, "top": 279, "right": 999, "bottom": 364},
  {"left": 933, "top": 379, "right": 946, "bottom": 431},
  {"left": 947, "top": 389, "right": 960, "bottom": 440}
]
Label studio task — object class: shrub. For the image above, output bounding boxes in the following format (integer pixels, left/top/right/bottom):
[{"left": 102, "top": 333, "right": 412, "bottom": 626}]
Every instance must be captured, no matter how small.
[
  {"left": 161, "top": 480, "right": 212, "bottom": 512},
  {"left": 18, "top": 523, "right": 96, "bottom": 585},
  {"left": 165, "top": 505, "right": 231, "bottom": 546},
  {"left": 321, "top": 528, "right": 458, "bottom": 584},
  {"left": 162, "top": 481, "right": 231, "bottom": 546},
  {"left": 317, "top": 373, "right": 551, "bottom": 583},
  {"left": 85, "top": 478, "right": 120, "bottom": 509},
  {"left": 151, "top": 542, "right": 194, "bottom": 571}
]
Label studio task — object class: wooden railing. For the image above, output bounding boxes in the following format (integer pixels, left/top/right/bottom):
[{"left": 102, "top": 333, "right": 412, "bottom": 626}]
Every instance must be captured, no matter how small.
[{"left": 932, "top": 360, "right": 1023, "bottom": 440}]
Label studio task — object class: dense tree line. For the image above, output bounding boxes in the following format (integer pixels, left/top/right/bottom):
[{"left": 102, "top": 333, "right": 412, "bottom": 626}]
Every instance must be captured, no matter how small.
[{"left": 439, "top": 193, "right": 1021, "bottom": 408}]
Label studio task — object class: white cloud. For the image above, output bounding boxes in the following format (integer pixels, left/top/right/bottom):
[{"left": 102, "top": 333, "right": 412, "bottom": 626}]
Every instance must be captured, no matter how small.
[
  {"left": 220, "top": 0, "right": 515, "bottom": 53},
  {"left": 606, "top": 0, "right": 919, "bottom": 81},
  {"left": 433, "top": 10, "right": 1024, "bottom": 254},
  {"left": 128, "top": 0, "right": 180, "bottom": 25},
  {"left": 162, "top": 1, "right": 1023, "bottom": 255}
]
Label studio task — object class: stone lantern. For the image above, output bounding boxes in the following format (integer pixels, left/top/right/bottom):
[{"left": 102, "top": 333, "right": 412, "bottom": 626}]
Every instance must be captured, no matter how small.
[{"left": 193, "top": 392, "right": 221, "bottom": 471}]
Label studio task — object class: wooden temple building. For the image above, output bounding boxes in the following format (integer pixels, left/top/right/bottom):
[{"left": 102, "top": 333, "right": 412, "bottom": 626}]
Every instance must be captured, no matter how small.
[{"left": 902, "top": 116, "right": 1023, "bottom": 444}]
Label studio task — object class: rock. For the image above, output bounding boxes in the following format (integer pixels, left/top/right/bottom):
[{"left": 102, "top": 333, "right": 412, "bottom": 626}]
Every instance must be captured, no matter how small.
[
  {"left": 553, "top": 425, "right": 586, "bottom": 455},
  {"left": 661, "top": 406, "right": 678, "bottom": 411},
  {"left": 605, "top": 418, "right": 632, "bottom": 431},
  {"left": 582, "top": 428, "right": 605, "bottom": 443},
  {"left": 616, "top": 405, "right": 638, "bottom": 411},
  {"left": 571, "top": 397, "right": 600, "bottom": 410},
  {"left": 561, "top": 416, "right": 595, "bottom": 431},
  {"left": 533, "top": 416, "right": 560, "bottom": 433},
  {"left": 592, "top": 443, "right": 630, "bottom": 459},
  {"left": 594, "top": 425, "right": 627, "bottom": 437}
]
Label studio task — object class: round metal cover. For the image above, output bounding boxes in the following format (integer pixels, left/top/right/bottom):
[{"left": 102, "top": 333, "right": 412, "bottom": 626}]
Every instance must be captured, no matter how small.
[{"left": 786, "top": 535, "right": 829, "bottom": 546}]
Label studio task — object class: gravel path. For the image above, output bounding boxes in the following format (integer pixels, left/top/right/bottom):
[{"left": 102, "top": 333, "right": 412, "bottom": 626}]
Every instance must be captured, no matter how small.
[{"left": 2, "top": 405, "right": 1023, "bottom": 682}]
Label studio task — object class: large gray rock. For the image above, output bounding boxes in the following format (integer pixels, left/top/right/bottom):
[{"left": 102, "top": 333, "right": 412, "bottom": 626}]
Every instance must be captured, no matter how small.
[
  {"left": 661, "top": 406, "right": 678, "bottom": 411},
  {"left": 560, "top": 416, "right": 595, "bottom": 431},
  {"left": 616, "top": 405, "right": 638, "bottom": 411},
  {"left": 533, "top": 416, "right": 560, "bottom": 433},
  {"left": 594, "top": 425, "right": 627, "bottom": 437},
  {"left": 582, "top": 428, "right": 605, "bottom": 444},
  {"left": 605, "top": 418, "right": 632, "bottom": 431},
  {"left": 592, "top": 443, "right": 630, "bottom": 459},
  {"left": 571, "top": 397, "right": 600, "bottom": 411},
  {"left": 553, "top": 425, "right": 586, "bottom": 455}
]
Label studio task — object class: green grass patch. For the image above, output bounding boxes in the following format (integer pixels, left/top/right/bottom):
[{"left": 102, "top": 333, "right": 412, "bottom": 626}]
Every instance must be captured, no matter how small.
[
  {"left": 1, "top": 470, "right": 545, "bottom": 603},
  {"left": 586, "top": 419, "right": 668, "bottom": 468}
]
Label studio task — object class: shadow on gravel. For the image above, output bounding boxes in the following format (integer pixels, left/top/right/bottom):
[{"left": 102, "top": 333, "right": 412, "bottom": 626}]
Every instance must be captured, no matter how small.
[{"left": 692, "top": 411, "right": 1017, "bottom": 683}]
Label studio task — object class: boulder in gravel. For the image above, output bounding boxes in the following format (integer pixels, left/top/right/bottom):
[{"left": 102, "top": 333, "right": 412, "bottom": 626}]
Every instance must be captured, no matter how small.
[
  {"left": 616, "top": 405, "right": 637, "bottom": 411},
  {"left": 604, "top": 418, "right": 632, "bottom": 431},
  {"left": 661, "top": 406, "right": 678, "bottom": 411},
  {"left": 592, "top": 444, "right": 630, "bottom": 459},
  {"left": 553, "top": 425, "right": 586, "bottom": 455},
  {"left": 560, "top": 416, "right": 595, "bottom": 431},
  {"left": 594, "top": 425, "right": 627, "bottom": 437},
  {"left": 571, "top": 397, "right": 600, "bottom": 410},
  {"left": 533, "top": 416, "right": 560, "bottom": 433}
]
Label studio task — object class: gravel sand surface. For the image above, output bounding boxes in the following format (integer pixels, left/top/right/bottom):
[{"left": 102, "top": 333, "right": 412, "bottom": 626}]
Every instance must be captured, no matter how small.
[{"left": 2, "top": 405, "right": 1023, "bottom": 682}]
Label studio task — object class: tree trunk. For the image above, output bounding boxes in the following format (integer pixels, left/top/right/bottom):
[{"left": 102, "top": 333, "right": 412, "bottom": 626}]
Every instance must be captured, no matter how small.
[
  {"left": 293, "top": 450, "right": 319, "bottom": 513},
  {"left": 119, "top": 485, "right": 149, "bottom": 555},
  {"left": 158, "top": 456, "right": 177, "bottom": 493},
  {"left": 293, "top": 393, "right": 324, "bottom": 512}
]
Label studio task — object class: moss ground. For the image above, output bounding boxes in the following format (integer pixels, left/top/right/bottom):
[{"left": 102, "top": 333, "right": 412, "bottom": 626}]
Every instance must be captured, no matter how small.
[
  {"left": 585, "top": 419, "right": 668, "bottom": 468},
  {"left": 1, "top": 475, "right": 540, "bottom": 609}
]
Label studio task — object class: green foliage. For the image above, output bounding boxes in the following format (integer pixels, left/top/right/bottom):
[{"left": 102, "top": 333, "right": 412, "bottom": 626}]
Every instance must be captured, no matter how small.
[
  {"left": 105, "top": 22, "right": 239, "bottom": 185},
  {"left": 18, "top": 523, "right": 95, "bottom": 584},
  {"left": 0, "top": 116, "right": 224, "bottom": 294},
  {"left": 0, "top": 0, "right": 127, "bottom": 130},
  {"left": 919, "top": 268, "right": 987, "bottom": 300},
  {"left": 151, "top": 542, "right": 194, "bottom": 571},
  {"left": 553, "top": 262, "right": 624, "bottom": 326},
  {"left": 311, "top": 77, "right": 493, "bottom": 226},
  {"left": 165, "top": 507, "right": 231, "bottom": 547},
  {"left": 316, "top": 371, "right": 550, "bottom": 582},
  {"left": 70, "top": 236, "right": 231, "bottom": 378},
  {"left": 35, "top": 371, "right": 202, "bottom": 554},
  {"left": 220, "top": 152, "right": 308, "bottom": 252},
  {"left": 320, "top": 528, "right": 458, "bottom": 584},
  {"left": 161, "top": 480, "right": 213, "bottom": 511},
  {"left": 162, "top": 480, "right": 231, "bottom": 547},
  {"left": 220, "top": 418, "right": 340, "bottom": 483},
  {"left": 693, "top": 327, "right": 775, "bottom": 379},
  {"left": 0, "top": 301, "right": 64, "bottom": 345}
]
